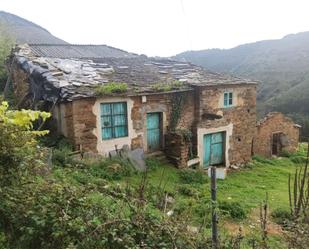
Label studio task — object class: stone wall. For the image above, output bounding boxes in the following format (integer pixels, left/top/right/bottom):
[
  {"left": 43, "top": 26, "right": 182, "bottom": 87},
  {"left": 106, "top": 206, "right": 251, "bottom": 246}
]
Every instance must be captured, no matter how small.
[
  {"left": 10, "top": 62, "right": 31, "bottom": 107},
  {"left": 57, "top": 85, "right": 257, "bottom": 168},
  {"left": 195, "top": 84, "right": 257, "bottom": 167},
  {"left": 253, "top": 112, "right": 300, "bottom": 158},
  {"left": 130, "top": 92, "right": 196, "bottom": 153},
  {"left": 57, "top": 93, "right": 195, "bottom": 156},
  {"left": 165, "top": 132, "right": 190, "bottom": 168},
  {"left": 59, "top": 98, "right": 97, "bottom": 152}
]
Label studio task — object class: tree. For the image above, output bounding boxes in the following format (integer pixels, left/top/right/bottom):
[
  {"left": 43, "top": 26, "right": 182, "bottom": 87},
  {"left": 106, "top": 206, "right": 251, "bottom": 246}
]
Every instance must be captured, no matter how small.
[
  {"left": 0, "top": 22, "right": 14, "bottom": 92},
  {"left": 0, "top": 101, "right": 50, "bottom": 183}
]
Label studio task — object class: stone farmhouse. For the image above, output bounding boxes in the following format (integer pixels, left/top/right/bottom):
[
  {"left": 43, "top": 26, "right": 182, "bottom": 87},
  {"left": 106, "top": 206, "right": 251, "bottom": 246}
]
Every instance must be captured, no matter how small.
[{"left": 6, "top": 44, "right": 300, "bottom": 169}]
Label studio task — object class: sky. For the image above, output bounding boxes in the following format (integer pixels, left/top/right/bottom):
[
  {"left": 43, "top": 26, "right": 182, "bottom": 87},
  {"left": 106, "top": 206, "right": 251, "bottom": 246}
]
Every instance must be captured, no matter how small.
[{"left": 1, "top": 0, "right": 309, "bottom": 57}]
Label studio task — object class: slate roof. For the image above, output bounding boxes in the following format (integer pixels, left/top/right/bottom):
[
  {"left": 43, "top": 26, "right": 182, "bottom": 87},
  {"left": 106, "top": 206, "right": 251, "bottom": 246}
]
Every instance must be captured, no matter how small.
[
  {"left": 12, "top": 44, "right": 258, "bottom": 103},
  {"left": 28, "top": 44, "right": 137, "bottom": 59},
  {"left": 257, "top": 112, "right": 301, "bottom": 128}
]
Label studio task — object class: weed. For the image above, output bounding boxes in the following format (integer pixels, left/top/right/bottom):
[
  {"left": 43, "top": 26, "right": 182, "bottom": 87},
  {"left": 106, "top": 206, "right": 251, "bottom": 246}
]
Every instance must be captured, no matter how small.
[
  {"left": 145, "top": 157, "right": 161, "bottom": 171},
  {"left": 219, "top": 201, "right": 247, "bottom": 220},
  {"left": 178, "top": 169, "right": 208, "bottom": 184},
  {"left": 289, "top": 155, "right": 307, "bottom": 164},
  {"left": 178, "top": 184, "right": 199, "bottom": 197},
  {"left": 271, "top": 208, "right": 292, "bottom": 225},
  {"left": 151, "top": 80, "right": 183, "bottom": 92},
  {"left": 95, "top": 82, "right": 128, "bottom": 95},
  {"left": 89, "top": 157, "right": 136, "bottom": 180},
  {"left": 252, "top": 155, "right": 276, "bottom": 165}
]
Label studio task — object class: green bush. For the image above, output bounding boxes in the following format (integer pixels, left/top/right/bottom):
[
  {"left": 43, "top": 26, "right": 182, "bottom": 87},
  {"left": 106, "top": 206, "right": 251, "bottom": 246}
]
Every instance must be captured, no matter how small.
[
  {"left": 280, "top": 149, "right": 292, "bottom": 157},
  {"left": 0, "top": 172, "right": 207, "bottom": 249},
  {"left": 52, "top": 147, "right": 84, "bottom": 168},
  {"left": 0, "top": 102, "right": 50, "bottom": 184},
  {"left": 178, "top": 184, "right": 199, "bottom": 197},
  {"left": 252, "top": 155, "right": 275, "bottom": 165},
  {"left": 219, "top": 201, "right": 247, "bottom": 220},
  {"left": 145, "top": 157, "right": 161, "bottom": 171},
  {"left": 89, "top": 157, "right": 136, "bottom": 180},
  {"left": 271, "top": 208, "right": 292, "bottom": 225},
  {"left": 0, "top": 231, "right": 8, "bottom": 249},
  {"left": 39, "top": 135, "right": 73, "bottom": 151},
  {"left": 290, "top": 155, "right": 307, "bottom": 164},
  {"left": 178, "top": 169, "right": 208, "bottom": 184}
]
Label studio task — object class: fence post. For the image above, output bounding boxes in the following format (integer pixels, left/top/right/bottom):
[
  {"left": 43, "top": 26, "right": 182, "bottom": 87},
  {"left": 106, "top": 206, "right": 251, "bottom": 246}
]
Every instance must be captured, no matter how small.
[{"left": 211, "top": 166, "right": 218, "bottom": 248}]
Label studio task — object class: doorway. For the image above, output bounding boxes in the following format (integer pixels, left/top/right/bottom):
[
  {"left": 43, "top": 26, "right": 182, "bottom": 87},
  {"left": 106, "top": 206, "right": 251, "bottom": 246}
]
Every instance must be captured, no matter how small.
[
  {"left": 147, "top": 112, "right": 162, "bottom": 152},
  {"left": 272, "top": 132, "right": 283, "bottom": 156},
  {"left": 203, "top": 132, "right": 225, "bottom": 167}
]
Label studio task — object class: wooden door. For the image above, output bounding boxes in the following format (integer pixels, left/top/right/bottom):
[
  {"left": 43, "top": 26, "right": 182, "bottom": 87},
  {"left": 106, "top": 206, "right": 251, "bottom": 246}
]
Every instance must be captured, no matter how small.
[
  {"left": 147, "top": 113, "right": 161, "bottom": 152},
  {"left": 203, "top": 132, "right": 225, "bottom": 167},
  {"left": 272, "top": 133, "right": 282, "bottom": 156}
]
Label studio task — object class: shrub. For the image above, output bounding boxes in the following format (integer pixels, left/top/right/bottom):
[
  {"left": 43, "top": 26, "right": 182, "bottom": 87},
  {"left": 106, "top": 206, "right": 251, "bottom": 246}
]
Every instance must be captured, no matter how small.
[
  {"left": 271, "top": 208, "right": 292, "bottom": 225},
  {"left": 145, "top": 157, "right": 161, "bottom": 171},
  {"left": 290, "top": 155, "right": 307, "bottom": 164},
  {"left": 0, "top": 231, "right": 8, "bottom": 249},
  {"left": 0, "top": 102, "right": 50, "bottom": 183},
  {"left": 280, "top": 149, "right": 292, "bottom": 157},
  {"left": 95, "top": 82, "right": 128, "bottom": 95},
  {"left": 178, "top": 169, "right": 208, "bottom": 184},
  {"left": 252, "top": 155, "right": 275, "bottom": 165},
  {"left": 219, "top": 201, "right": 247, "bottom": 220},
  {"left": 52, "top": 148, "right": 81, "bottom": 167},
  {"left": 178, "top": 184, "right": 199, "bottom": 197},
  {"left": 0, "top": 171, "right": 208, "bottom": 249},
  {"left": 89, "top": 157, "right": 136, "bottom": 180},
  {"left": 39, "top": 134, "right": 73, "bottom": 151}
]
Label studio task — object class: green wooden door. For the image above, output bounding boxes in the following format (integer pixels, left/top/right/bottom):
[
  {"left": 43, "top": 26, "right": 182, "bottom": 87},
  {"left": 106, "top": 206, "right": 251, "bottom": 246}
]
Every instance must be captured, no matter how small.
[
  {"left": 203, "top": 132, "right": 225, "bottom": 167},
  {"left": 147, "top": 113, "right": 161, "bottom": 151}
]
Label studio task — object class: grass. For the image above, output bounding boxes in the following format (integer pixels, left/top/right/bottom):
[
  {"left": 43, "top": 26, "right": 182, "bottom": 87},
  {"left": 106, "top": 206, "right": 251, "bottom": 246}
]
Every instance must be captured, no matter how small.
[
  {"left": 125, "top": 152, "right": 298, "bottom": 214},
  {"left": 120, "top": 144, "right": 307, "bottom": 247},
  {"left": 49, "top": 144, "right": 307, "bottom": 247}
]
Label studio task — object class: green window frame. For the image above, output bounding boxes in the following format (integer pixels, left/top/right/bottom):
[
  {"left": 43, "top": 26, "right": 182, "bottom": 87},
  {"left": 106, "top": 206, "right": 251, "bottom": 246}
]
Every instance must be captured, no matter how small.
[
  {"left": 223, "top": 92, "right": 233, "bottom": 107},
  {"left": 100, "top": 102, "right": 128, "bottom": 140}
]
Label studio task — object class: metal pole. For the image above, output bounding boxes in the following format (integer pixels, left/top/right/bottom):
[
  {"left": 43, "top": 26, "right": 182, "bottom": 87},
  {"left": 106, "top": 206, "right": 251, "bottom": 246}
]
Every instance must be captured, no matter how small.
[{"left": 211, "top": 166, "right": 218, "bottom": 248}]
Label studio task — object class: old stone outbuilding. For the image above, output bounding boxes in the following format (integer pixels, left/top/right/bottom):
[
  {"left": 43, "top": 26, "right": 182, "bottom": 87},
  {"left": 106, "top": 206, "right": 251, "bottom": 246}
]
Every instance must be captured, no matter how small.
[
  {"left": 253, "top": 112, "right": 300, "bottom": 158},
  {"left": 6, "top": 44, "right": 299, "bottom": 171}
]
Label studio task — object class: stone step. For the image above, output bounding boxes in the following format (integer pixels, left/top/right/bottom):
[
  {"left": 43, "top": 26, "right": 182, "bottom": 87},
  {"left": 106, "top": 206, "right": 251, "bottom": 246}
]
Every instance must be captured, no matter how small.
[
  {"left": 146, "top": 151, "right": 170, "bottom": 164},
  {"left": 146, "top": 151, "right": 165, "bottom": 157}
]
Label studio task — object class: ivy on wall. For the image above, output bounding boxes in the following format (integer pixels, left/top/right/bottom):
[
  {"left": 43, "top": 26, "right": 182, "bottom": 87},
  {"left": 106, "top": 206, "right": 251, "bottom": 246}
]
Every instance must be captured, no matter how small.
[{"left": 170, "top": 92, "right": 187, "bottom": 131}]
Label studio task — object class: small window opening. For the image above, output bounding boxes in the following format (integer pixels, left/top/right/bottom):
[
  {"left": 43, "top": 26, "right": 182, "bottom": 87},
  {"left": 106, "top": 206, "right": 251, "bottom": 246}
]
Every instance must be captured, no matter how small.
[{"left": 224, "top": 92, "right": 233, "bottom": 108}]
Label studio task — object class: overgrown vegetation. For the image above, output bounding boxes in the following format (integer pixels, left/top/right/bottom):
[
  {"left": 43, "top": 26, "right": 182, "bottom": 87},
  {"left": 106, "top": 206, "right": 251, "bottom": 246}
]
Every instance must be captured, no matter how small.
[
  {"left": 151, "top": 80, "right": 183, "bottom": 92},
  {"left": 95, "top": 82, "right": 128, "bottom": 95},
  {"left": 170, "top": 92, "right": 188, "bottom": 131},
  {"left": 0, "top": 101, "right": 50, "bottom": 183},
  {"left": 1, "top": 102, "right": 309, "bottom": 248},
  {"left": 0, "top": 23, "right": 14, "bottom": 92}
]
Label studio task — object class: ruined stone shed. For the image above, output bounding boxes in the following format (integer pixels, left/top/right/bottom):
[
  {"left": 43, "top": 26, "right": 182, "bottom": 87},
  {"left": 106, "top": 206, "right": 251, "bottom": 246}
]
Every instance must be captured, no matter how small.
[
  {"left": 8, "top": 43, "right": 259, "bottom": 169},
  {"left": 253, "top": 112, "right": 300, "bottom": 158}
]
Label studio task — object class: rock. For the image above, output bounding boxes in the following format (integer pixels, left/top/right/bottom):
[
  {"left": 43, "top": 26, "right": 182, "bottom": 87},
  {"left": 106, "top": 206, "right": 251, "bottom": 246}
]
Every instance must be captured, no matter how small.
[
  {"left": 187, "top": 225, "right": 198, "bottom": 234},
  {"left": 166, "top": 196, "right": 175, "bottom": 204},
  {"left": 166, "top": 210, "right": 174, "bottom": 216}
]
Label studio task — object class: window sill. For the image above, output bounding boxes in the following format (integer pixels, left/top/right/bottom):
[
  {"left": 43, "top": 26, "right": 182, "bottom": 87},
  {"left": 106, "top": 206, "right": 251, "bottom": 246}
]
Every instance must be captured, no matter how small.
[{"left": 102, "top": 136, "right": 129, "bottom": 141}]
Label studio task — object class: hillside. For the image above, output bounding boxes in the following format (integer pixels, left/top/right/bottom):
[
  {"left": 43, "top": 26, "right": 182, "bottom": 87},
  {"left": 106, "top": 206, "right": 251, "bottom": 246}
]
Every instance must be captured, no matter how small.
[
  {"left": 0, "top": 11, "right": 67, "bottom": 44},
  {"left": 175, "top": 32, "right": 309, "bottom": 137}
]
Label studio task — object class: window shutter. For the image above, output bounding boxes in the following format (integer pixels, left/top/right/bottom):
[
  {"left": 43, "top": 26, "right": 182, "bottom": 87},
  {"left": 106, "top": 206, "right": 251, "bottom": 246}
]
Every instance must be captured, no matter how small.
[
  {"left": 224, "top": 93, "right": 228, "bottom": 107},
  {"left": 100, "top": 102, "right": 128, "bottom": 140}
]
